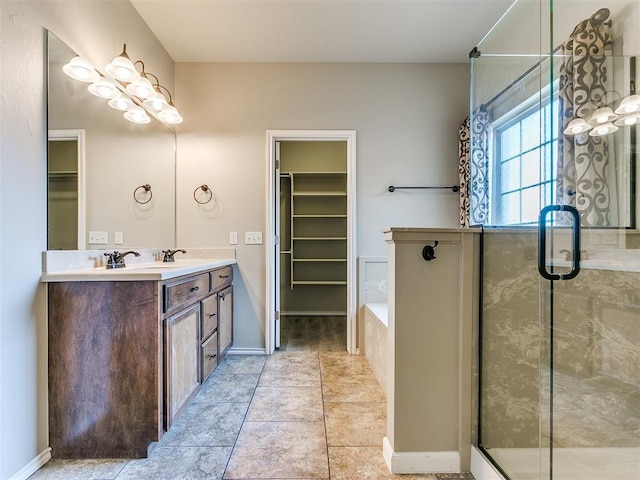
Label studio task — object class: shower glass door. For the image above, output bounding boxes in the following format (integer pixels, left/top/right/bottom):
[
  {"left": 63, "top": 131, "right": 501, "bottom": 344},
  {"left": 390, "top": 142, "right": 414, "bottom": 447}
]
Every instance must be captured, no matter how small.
[{"left": 475, "top": 0, "right": 640, "bottom": 479}]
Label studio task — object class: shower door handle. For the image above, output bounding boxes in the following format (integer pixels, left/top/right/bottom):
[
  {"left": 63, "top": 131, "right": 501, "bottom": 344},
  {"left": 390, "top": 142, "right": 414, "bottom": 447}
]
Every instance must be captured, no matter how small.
[{"left": 538, "top": 204, "right": 580, "bottom": 281}]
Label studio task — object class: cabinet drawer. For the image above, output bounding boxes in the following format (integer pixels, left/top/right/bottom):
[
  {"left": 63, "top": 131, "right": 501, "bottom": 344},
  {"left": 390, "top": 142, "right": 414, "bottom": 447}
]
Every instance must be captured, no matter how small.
[
  {"left": 210, "top": 266, "right": 233, "bottom": 292},
  {"left": 201, "top": 332, "right": 218, "bottom": 382},
  {"left": 164, "top": 273, "right": 209, "bottom": 313},
  {"left": 201, "top": 294, "right": 218, "bottom": 340}
]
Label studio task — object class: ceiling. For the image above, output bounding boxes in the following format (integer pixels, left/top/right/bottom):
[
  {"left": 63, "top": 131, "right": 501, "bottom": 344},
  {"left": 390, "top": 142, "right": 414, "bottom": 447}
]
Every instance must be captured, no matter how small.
[{"left": 130, "top": 0, "right": 514, "bottom": 64}]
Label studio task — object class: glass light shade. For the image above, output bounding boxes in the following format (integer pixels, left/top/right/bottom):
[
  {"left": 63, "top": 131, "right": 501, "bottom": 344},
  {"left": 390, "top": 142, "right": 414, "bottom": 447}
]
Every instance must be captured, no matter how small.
[
  {"left": 108, "top": 94, "right": 135, "bottom": 111},
  {"left": 614, "top": 95, "right": 640, "bottom": 115},
  {"left": 588, "top": 122, "right": 618, "bottom": 136},
  {"left": 105, "top": 54, "right": 140, "bottom": 83},
  {"left": 157, "top": 105, "right": 183, "bottom": 124},
  {"left": 143, "top": 91, "right": 168, "bottom": 112},
  {"left": 87, "top": 77, "right": 120, "bottom": 99},
  {"left": 124, "top": 106, "right": 151, "bottom": 124},
  {"left": 126, "top": 75, "right": 157, "bottom": 100},
  {"left": 563, "top": 118, "right": 592, "bottom": 135},
  {"left": 614, "top": 113, "right": 640, "bottom": 126},
  {"left": 63, "top": 56, "right": 100, "bottom": 83},
  {"left": 587, "top": 106, "right": 618, "bottom": 125}
]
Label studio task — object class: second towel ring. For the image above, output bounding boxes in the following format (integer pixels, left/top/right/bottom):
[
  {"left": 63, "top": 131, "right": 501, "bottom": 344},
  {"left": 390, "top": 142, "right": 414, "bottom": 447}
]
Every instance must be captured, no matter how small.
[
  {"left": 194, "top": 184, "right": 213, "bottom": 204},
  {"left": 133, "top": 184, "right": 153, "bottom": 204}
]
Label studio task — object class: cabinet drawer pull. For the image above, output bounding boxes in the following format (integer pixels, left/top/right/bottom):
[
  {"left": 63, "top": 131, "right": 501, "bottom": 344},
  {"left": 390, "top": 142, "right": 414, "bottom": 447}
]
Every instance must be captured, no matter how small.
[
  {"left": 189, "top": 286, "right": 200, "bottom": 292},
  {"left": 208, "top": 313, "right": 216, "bottom": 317},
  {"left": 219, "top": 274, "right": 229, "bottom": 279},
  {"left": 207, "top": 354, "right": 217, "bottom": 359}
]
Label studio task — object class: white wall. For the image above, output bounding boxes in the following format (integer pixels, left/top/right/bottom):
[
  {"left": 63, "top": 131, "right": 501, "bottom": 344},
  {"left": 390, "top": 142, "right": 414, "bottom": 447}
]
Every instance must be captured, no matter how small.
[
  {"left": 175, "top": 62, "right": 468, "bottom": 350},
  {"left": 0, "top": 2, "right": 173, "bottom": 478}
]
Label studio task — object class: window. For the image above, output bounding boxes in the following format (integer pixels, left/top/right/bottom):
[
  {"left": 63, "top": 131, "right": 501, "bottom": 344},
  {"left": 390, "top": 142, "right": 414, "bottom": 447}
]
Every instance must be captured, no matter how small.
[{"left": 492, "top": 96, "right": 559, "bottom": 225}]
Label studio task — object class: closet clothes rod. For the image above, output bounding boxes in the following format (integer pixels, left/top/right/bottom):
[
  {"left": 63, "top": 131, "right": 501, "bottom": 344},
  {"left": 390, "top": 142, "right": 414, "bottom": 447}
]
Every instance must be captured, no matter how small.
[{"left": 388, "top": 185, "right": 460, "bottom": 193}]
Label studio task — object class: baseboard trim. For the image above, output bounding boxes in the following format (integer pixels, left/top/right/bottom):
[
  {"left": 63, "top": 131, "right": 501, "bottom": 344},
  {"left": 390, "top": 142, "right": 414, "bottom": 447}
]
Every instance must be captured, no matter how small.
[
  {"left": 228, "top": 347, "right": 267, "bottom": 355},
  {"left": 470, "top": 446, "right": 505, "bottom": 480},
  {"left": 8, "top": 447, "right": 52, "bottom": 480},
  {"left": 382, "top": 437, "right": 460, "bottom": 474}
]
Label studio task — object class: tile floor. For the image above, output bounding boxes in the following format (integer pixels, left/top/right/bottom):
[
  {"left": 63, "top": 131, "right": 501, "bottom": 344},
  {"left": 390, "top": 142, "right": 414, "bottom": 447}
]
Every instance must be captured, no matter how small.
[
  {"left": 279, "top": 316, "right": 347, "bottom": 351},
  {"left": 29, "top": 352, "right": 474, "bottom": 480}
]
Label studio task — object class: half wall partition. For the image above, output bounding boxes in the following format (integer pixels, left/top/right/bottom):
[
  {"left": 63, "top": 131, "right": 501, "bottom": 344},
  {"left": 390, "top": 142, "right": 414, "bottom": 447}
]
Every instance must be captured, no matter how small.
[{"left": 471, "top": 1, "right": 640, "bottom": 479}]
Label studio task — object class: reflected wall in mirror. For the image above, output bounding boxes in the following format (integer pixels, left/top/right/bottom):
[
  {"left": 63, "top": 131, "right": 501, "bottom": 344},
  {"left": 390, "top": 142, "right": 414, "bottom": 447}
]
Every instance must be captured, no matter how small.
[{"left": 47, "top": 31, "right": 176, "bottom": 250}]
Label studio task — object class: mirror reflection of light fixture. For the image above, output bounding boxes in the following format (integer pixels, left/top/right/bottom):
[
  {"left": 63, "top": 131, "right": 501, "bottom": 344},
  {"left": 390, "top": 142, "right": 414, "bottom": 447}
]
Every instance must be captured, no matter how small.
[
  {"left": 124, "top": 105, "right": 151, "bottom": 124},
  {"left": 105, "top": 44, "right": 140, "bottom": 83},
  {"left": 108, "top": 93, "right": 135, "bottom": 112},
  {"left": 157, "top": 104, "right": 183, "bottom": 125},
  {"left": 614, "top": 94, "right": 640, "bottom": 115},
  {"left": 63, "top": 56, "right": 100, "bottom": 83},
  {"left": 589, "top": 122, "right": 618, "bottom": 137},
  {"left": 587, "top": 106, "right": 617, "bottom": 125},
  {"left": 563, "top": 118, "right": 592, "bottom": 135},
  {"left": 614, "top": 113, "right": 640, "bottom": 126},
  {"left": 87, "top": 77, "right": 120, "bottom": 99}
]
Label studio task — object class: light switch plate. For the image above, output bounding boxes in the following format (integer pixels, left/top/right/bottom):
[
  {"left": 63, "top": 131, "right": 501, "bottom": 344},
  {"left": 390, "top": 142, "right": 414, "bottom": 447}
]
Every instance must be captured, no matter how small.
[
  {"left": 88, "top": 231, "right": 108, "bottom": 245},
  {"left": 229, "top": 231, "right": 238, "bottom": 245},
  {"left": 114, "top": 231, "right": 124, "bottom": 245},
  {"left": 245, "top": 231, "right": 263, "bottom": 245}
]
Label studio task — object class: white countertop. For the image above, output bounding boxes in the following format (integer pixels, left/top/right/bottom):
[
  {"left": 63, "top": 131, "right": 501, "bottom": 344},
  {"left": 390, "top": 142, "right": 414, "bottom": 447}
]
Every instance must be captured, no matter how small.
[{"left": 40, "top": 248, "right": 237, "bottom": 282}]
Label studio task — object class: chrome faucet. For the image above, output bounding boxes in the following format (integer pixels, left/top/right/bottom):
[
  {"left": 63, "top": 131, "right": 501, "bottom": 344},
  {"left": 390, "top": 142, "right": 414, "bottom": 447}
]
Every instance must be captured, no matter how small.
[
  {"left": 104, "top": 250, "right": 140, "bottom": 269},
  {"left": 162, "top": 249, "right": 186, "bottom": 262}
]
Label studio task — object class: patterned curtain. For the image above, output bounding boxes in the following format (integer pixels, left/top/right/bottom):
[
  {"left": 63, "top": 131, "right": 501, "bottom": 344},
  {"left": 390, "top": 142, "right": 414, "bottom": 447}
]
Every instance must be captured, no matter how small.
[
  {"left": 459, "top": 106, "right": 492, "bottom": 227},
  {"left": 556, "top": 9, "right": 614, "bottom": 226}
]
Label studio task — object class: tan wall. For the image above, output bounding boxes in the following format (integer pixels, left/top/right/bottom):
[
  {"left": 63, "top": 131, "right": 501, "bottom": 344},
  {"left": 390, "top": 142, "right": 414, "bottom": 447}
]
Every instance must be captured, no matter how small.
[{"left": 175, "top": 62, "right": 469, "bottom": 349}]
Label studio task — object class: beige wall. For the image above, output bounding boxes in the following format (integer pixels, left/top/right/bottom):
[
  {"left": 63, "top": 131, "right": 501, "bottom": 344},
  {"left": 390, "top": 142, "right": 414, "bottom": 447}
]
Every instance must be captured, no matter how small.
[
  {"left": 175, "top": 62, "right": 469, "bottom": 350},
  {"left": 0, "top": 1, "right": 173, "bottom": 478}
]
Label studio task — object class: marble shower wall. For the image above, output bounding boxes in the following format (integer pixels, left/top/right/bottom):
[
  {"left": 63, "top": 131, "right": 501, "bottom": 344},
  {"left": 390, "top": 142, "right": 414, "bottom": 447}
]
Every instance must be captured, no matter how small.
[
  {"left": 481, "top": 231, "right": 541, "bottom": 449},
  {"left": 481, "top": 230, "right": 640, "bottom": 450}
]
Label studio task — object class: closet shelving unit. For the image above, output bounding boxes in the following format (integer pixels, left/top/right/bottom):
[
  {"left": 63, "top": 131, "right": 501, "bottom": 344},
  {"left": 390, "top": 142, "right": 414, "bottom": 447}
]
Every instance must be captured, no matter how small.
[{"left": 286, "top": 171, "right": 348, "bottom": 288}]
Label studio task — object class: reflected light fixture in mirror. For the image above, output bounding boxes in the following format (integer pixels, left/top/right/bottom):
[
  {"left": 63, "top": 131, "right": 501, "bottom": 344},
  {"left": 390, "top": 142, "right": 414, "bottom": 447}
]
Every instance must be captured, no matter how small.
[{"left": 104, "top": 44, "right": 140, "bottom": 83}]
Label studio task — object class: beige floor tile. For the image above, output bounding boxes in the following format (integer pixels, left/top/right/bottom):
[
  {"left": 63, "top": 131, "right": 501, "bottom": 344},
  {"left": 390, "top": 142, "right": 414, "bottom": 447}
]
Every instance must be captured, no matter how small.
[
  {"left": 259, "top": 362, "right": 321, "bottom": 387},
  {"left": 328, "top": 447, "right": 438, "bottom": 480},
  {"left": 325, "top": 402, "right": 386, "bottom": 447},
  {"left": 320, "top": 352, "right": 373, "bottom": 376},
  {"left": 224, "top": 421, "right": 329, "bottom": 479},
  {"left": 267, "top": 351, "right": 320, "bottom": 366},
  {"left": 322, "top": 373, "right": 386, "bottom": 403},
  {"left": 245, "top": 386, "right": 324, "bottom": 422}
]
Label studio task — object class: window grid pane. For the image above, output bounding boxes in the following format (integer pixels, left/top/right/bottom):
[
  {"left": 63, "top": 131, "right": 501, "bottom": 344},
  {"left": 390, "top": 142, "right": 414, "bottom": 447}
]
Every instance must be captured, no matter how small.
[{"left": 493, "top": 96, "right": 559, "bottom": 226}]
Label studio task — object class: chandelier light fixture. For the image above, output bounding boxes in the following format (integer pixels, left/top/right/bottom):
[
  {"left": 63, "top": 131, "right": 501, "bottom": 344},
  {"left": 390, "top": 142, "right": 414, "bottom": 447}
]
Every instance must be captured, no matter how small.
[{"left": 62, "top": 43, "right": 183, "bottom": 125}]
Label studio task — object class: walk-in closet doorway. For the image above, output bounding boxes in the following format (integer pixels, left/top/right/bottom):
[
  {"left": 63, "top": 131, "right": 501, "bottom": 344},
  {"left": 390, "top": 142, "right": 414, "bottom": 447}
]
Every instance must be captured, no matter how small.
[{"left": 266, "top": 131, "right": 357, "bottom": 355}]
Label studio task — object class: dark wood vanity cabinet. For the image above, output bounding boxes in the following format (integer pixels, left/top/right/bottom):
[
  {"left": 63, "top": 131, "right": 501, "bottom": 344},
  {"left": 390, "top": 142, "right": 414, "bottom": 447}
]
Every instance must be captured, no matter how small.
[{"left": 47, "top": 264, "right": 233, "bottom": 459}]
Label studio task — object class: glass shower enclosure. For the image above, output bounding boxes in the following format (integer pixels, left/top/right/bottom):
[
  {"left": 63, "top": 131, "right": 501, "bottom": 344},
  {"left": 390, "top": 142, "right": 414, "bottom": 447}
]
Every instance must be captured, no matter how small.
[{"left": 471, "top": 0, "right": 640, "bottom": 479}]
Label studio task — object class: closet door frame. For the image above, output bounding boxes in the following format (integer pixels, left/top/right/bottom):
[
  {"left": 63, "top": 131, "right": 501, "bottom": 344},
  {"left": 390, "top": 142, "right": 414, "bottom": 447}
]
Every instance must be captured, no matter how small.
[{"left": 266, "top": 130, "right": 357, "bottom": 355}]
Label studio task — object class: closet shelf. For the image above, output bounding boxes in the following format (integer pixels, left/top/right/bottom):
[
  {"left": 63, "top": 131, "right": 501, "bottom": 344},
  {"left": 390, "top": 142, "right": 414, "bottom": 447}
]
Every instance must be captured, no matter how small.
[
  {"left": 292, "top": 191, "right": 347, "bottom": 196},
  {"left": 293, "top": 237, "right": 347, "bottom": 241},
  {"left": 292, "top": 214, "right": 347, "bottom": 218},
  {"left": 292, "top": 258, "right": 347, "bottom": 262}
]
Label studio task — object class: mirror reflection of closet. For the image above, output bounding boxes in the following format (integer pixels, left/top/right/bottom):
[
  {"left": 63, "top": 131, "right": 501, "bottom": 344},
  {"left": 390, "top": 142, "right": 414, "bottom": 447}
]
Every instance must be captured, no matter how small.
[{"left": 47, "top": 130, "right": 85, "bottom": 249}]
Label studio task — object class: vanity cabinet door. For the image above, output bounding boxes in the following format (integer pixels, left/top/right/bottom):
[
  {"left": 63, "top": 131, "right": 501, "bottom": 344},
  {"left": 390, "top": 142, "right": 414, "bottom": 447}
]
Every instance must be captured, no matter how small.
[
  {"left": 218, "top": 286, "right": 233, "bottom": 357},
  {"left": 165, "top": 303, "right": 200, "bottom": 428}
]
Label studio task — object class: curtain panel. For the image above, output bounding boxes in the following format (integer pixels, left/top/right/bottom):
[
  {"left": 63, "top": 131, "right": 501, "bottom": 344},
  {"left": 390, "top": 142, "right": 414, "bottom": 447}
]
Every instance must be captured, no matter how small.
[
  {"left": 556, "top": 8, "right": 615, "bottom": 226},
  {"left": 459, "top": 106, "right": 492, "bottom": 227}
]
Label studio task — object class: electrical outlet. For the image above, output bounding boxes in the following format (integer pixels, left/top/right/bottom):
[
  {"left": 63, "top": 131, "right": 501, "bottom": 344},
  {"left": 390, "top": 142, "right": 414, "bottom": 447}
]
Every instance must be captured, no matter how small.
[
  {"left": 245, "top": 231, "right": 263, "bottom": 245},
  {"left": 229, "top": 231, "right": 238, "bottom": 245},
  {"left": 88, "top": 231, "right": 108, "bottom": 245},
  {"left": 114, "top": 231, "right": 124, "bottom": 245}
]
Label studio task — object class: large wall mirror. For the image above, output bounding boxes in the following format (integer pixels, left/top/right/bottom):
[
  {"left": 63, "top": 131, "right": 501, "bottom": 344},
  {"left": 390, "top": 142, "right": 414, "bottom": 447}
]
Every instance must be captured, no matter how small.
[{"left": 47, "top": 31, "right": 176, "bottom": 250}]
